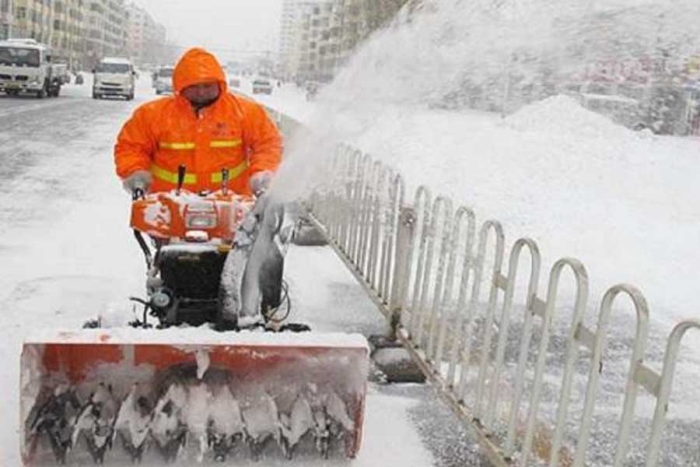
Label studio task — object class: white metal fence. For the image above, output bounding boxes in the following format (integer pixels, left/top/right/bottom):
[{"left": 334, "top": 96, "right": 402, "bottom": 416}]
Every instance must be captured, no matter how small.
[{"left": 269, "top": 109, "right": 700, "bottom": 466}]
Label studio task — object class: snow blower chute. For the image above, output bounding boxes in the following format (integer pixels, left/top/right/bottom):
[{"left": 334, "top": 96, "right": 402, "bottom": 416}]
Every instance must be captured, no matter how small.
[{"left": 20, "top": 167, "right": 369, "bottom": 465}]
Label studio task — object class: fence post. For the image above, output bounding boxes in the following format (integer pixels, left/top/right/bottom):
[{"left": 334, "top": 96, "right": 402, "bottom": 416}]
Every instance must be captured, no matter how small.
[
  {"left": 645, "top": 320, "right": 700, "bottom": 467},
  {"left": 388, "top": 205, "right": 415, "bottom": 337}
]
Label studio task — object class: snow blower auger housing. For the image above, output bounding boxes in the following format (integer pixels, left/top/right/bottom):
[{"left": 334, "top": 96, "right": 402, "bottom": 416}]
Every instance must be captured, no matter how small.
[
  {"left": 20, "top": 167, "right": 370, "bottom": 465},
  {"left": 21, "top": 331, "right": 369, "bottom": 465}
]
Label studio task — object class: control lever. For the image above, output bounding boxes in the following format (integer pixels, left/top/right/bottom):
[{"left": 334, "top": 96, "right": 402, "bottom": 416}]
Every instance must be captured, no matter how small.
[
  {"left": 176, "top": 165, "right": 186, "bottom": 195},
  {"left": 131, "top": 188, "right": 145, "bottom": 201},
  {"left": 221, "top": 168, "right": 230, "bottom": 195}
]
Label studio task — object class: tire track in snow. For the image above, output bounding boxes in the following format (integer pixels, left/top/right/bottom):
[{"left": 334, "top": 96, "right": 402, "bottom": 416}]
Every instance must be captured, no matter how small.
[{"left": 0, "top": 97, "right": 76, "bottom": 119}]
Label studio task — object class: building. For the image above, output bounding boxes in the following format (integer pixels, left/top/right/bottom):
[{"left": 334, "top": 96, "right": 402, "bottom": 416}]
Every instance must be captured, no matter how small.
[
  {"left": 1, "top": 0, "right": 12, "bottom": 39},
  {"left": 12, "top": 0, "right": 53, "bottom": 43},
  {"left": 3, "top": 0, "right": 166, "bottom": 70},
  {"left": 296, "top": 0, "right": 337, "bottom": 82},
  {"left": 126, "top": 2, "right": 168, "bottom": 67},
  {"left": 279, "top": 0, "right": 319, "bottom": 79},
  {"left": 50, "top": 0, "right": 86, "bottom": 69},
  {"left": 279, "top": 0, "right": 339, "bottom": 82},
  {"left": 279, "top": 0, "right": 411, "bottom": 82},
  {"left": 83, "top": 0, "right": 128, "bottom": 68}
]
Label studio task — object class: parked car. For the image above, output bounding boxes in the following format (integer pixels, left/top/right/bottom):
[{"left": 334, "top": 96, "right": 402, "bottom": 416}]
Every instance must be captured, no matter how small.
[
  {"left": 153, "top": 65, "right": 174, "bottom": 95},
  {"left": 252, "top": 78, "right": 273, "bottom": 95},
  {"left": 228, "top": 76, "right": 241, "bottom": 88}
]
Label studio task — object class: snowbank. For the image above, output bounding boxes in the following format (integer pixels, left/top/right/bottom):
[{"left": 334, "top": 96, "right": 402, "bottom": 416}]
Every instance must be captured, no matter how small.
[
  {"left": 267, "top": 87, "right": 700, "bottom": 338},
  {"left": 504, "top": 94, "right": 633, "bottom": 140}
]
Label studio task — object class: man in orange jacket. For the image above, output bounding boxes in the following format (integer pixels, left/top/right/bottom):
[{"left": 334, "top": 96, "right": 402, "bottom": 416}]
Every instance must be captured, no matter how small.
[
  {"left": 114, "top": 48, "right": 285, "bottom": 330},
  {"left": 114, "top": 47, "right": 281, "bottom": 196}
]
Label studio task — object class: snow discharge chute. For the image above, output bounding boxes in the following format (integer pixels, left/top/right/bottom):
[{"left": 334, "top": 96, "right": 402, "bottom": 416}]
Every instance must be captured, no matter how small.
[
  {"left": 20, "top": 168, "right": 370, "bottom": 465},
  {"left": 21, "top": 331, "right": 368, "bottom": 465}
]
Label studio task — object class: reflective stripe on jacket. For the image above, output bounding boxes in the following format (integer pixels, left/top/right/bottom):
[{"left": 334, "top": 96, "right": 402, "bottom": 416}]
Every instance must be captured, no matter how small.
[
  {"left": 151, "top": 160, "right": 249, "bottom": 185},
  {"left": 114, "top": 48, "right": 282, "bottom": 195}
]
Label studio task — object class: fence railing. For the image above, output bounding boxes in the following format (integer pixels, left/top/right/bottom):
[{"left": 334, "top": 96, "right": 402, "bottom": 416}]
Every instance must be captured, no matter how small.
[{"left": 268, "top": 108, "right": 700, "bottom": 467}]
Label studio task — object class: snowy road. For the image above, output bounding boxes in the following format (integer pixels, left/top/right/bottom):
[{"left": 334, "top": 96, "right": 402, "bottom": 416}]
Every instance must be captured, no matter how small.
[{"left": 0, "top": 81, "right": 490, "bottom": 466}]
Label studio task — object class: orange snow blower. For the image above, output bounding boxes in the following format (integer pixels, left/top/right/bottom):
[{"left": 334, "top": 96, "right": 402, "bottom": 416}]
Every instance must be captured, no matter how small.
[{"left": 21, "top": 166, "right": 369, "bottom": 466}]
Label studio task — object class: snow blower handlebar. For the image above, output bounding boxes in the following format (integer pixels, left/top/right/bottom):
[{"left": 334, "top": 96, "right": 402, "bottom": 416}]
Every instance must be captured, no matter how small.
[
  {"left": 222, "top": 167, "right": 230, "bottom": 195},
  {"left": 130, "top": 165, "right": 239, "bottom": 269},
  {"left": 176, "top": 164, "right": 186, "bottom": 194},
  {"left": 130, "top": 188, "right": 151, "bottom": 268}
]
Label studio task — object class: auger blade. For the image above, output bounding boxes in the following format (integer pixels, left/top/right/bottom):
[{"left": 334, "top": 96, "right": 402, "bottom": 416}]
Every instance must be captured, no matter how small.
[{"left": 21, "top": 330, "right": 368, "bottom": 465}]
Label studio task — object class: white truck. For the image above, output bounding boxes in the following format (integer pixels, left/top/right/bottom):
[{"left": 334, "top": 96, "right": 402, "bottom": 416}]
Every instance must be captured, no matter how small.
[
  {"left": 92, "top": 57, "right": 136, "bottom": 100},
  {"left": 0, "top": 38, "right": 62, "bottom": 98}
]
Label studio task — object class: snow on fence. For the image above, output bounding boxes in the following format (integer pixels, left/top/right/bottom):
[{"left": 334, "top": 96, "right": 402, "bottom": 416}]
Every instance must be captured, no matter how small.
[{"left": 268, "top": 109, "right": 700, "bottom": 466}]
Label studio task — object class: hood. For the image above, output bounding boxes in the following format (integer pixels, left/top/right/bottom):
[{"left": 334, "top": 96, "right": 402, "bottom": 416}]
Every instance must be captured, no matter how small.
[
  {"left": 172, "top": 48, "right": 227, "bottom": 95},
  {"left": 95, "top": 71, "right": 131, "bottom": 83},
  {"left": 0, "top": 65, "right": 42, "bottom": 77}
]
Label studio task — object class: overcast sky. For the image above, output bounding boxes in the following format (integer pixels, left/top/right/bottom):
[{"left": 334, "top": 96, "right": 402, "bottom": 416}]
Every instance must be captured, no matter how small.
[{"left": 134, "top": 0, "right": 283, "bottom": 61}]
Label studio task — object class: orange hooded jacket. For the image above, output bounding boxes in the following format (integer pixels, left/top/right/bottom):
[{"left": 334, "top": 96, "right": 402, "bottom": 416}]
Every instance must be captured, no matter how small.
[{"left": 114, "top": 48, "right": 282, "bottom": 195}]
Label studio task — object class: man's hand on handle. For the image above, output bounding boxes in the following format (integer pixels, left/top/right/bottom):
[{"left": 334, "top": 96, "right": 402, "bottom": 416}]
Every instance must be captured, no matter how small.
[
  {"left": 123, "top": 170, "right": 152, "bottom": 194},
  {"left": 249, "top": 170, "right": 273, "bottom": 196}
]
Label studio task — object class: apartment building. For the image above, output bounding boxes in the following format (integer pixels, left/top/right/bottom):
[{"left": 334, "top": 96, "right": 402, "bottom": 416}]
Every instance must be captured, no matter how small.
[
  {"left": 3, "top": 0, "right": 166, "bottom": 70},
  {"left": 280, "top": 0, "right": 410, "bottom": 82},
  {"left": 280, "top": 0, "right": 321, "bottom": 79},
  {"left": 50, "top": 0, "right": 86, "bottom": 68},
  {"left": 1, "top": 0, "right": 12, "bottom": 39},
  {"left": 12, "top": 0, "right": 53, "bottom": 43},
  {"left": 83, "top": 0, "right": 128, "bottom": 68},
  {"left": 279, "top": 0, "right": 341, "bottom": 82},
  {"left": 126, "top": 2, "right": 166, "bottom": 66}
]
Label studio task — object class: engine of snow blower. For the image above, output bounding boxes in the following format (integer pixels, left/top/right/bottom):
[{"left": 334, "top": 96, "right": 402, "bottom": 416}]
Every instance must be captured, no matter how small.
[{"left": 127, "top": 167, "right": 292, "bottom": 330}]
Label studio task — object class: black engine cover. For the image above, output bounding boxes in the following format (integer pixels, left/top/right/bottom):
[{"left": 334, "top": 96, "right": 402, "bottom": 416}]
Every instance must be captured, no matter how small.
[{"left": 158, "top": 247, "right": 227, "bottom": 300}]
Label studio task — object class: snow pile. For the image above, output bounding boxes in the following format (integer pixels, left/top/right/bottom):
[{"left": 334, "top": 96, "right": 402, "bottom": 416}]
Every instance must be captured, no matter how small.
[{"left": 504, "top": 95, "right": 632, "bottom": 140}]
